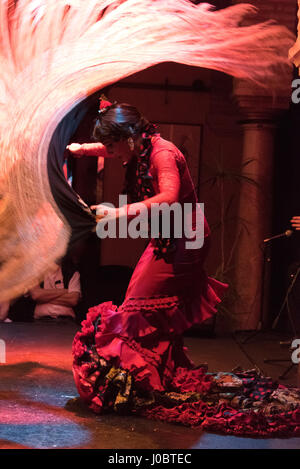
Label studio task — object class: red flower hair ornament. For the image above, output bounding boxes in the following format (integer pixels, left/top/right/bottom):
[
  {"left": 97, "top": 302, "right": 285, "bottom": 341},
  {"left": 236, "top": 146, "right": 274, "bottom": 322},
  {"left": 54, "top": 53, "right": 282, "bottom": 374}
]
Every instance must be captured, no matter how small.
[{"left": 98, "top": 96, "right": 115, "bottom": 115}]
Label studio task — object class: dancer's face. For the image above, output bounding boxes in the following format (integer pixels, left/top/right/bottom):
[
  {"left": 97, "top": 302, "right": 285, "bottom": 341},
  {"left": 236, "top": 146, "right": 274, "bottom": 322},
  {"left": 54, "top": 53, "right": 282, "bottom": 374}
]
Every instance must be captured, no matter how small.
[{"left": 103, "top": 138, "right": 135, "bottom": 164}]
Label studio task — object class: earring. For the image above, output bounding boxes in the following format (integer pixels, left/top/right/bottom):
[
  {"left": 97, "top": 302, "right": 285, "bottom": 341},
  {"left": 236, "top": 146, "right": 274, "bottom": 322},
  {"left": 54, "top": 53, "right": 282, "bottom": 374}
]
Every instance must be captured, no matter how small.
[{"left": 128, "top": 138, "right": 134, "bottom": 151}]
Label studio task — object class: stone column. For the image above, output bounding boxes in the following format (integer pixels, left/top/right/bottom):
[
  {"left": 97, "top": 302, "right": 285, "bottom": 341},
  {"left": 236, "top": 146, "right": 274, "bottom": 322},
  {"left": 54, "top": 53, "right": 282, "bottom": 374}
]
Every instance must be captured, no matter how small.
[
  {"left": 233, "top": 86, "right": 291, "bottom": 330},
  {"left": 230, "top": 0, "right": 296, "bottom": 330}
]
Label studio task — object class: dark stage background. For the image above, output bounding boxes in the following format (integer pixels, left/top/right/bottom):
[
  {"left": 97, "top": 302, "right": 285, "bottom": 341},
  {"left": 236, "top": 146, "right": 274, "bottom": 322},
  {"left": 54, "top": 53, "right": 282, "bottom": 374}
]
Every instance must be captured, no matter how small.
[{"left": 270, "top": 88, "right": 300, "bottom": 335}]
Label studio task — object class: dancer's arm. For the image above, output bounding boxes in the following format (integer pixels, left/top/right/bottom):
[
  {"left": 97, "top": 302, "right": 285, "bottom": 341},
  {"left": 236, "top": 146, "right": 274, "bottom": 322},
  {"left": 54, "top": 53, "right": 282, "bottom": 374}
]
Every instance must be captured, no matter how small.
[
  {"left": 133, "top": 149, "right": 180, "bottom": 208},
  {"left": 291, "top": 216, "right": 300, "bottom": 230},
  {"left": 67, "top": 142, "right": 111, "bottom": 158},
  {"left": 124, "top": 149, "right": 180, "bottom": 218},
  {"left": 91, "top": 150, "right": 180, "bottom": 221}
]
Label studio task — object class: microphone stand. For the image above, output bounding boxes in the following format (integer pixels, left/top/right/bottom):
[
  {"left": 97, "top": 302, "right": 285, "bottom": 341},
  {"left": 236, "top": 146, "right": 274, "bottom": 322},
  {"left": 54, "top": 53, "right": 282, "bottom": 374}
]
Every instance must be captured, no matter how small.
[
  {"left": 231, "top": 239, "right": 270, "bottom": 375},
  {"left": 263, "top": 265, "right": 300, "bottom": 379},
  {"left": 240, "top": 240, "right": 271, "bottom": 345},
  {"left": 234, "top": 229, "right": 298, "bottom": 379},
  {"left": 238, "top": 230, "right": 293, "bottom": 345}
]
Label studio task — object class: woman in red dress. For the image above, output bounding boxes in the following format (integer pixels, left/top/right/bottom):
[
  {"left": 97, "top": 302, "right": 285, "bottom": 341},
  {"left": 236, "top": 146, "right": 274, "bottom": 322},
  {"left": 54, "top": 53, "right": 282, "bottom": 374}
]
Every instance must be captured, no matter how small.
[
  {"left": 71, "top": 101, "right": 226, "bottom": 401},
  {"left": 71, "top": 102, "right": 300, "bottom": 437}
]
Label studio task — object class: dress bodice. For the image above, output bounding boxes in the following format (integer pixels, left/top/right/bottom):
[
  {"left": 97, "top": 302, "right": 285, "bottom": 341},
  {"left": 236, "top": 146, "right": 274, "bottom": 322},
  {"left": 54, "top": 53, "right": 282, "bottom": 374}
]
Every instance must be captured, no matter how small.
[{"left": 149, "top": 136, "right": 197, "bottom": 205}]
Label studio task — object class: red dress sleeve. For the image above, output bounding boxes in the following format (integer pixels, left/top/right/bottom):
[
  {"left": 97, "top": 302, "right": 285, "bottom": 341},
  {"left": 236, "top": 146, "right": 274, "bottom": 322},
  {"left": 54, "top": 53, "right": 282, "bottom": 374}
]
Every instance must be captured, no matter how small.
[
  {"left": 151, "top": 150, "right": 180, "bottom": 202},
  {"left": 81, "top": 143, "right": 108, "bottom": 157}
]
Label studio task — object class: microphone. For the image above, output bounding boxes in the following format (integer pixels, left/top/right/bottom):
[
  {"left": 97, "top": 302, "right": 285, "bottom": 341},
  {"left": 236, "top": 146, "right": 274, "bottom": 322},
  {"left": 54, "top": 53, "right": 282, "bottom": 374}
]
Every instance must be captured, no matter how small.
[{"left": 263, "top": 229, "right": 293, "bottom": 244}]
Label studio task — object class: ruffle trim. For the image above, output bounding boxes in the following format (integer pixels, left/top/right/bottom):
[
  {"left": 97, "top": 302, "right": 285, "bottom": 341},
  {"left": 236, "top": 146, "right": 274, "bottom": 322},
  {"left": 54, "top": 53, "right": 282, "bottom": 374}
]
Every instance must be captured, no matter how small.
[
  {"left": 72, "top": 303, "right": 300, "bottom": 437},
  {"left": 138, "top": 367, "right": 300, "bottom": 437},
  {"left": 139, "top": 401, "right": 300, "bottom": 437},
  {"left": 72, "top": 277, "right": 227, "bottom": 401},
  {"left": 72, "top": 301, "right": 193, "bottom": 398},
  {"left": 120, "top": 275, "right": 228, "bottom": 338}
]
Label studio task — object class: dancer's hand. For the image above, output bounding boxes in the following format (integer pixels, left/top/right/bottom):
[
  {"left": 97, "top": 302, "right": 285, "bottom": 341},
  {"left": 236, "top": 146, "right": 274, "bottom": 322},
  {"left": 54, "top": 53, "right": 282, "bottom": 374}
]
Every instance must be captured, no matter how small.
[
  {"left": 90, "top": 204, "right": 127, "bottom": 223},
  {"left": 291, "top": 216, "right": 300, "bottom": 230},
  {"left": 66, "top": 143, "right": 85, "bottom": 157}
]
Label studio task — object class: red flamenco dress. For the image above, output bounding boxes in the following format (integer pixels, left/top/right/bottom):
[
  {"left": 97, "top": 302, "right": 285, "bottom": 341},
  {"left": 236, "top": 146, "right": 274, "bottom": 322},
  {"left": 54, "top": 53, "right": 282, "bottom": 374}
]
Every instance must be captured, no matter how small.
[{"left": 72, "top": 135, "right": 300, "bottom": 437}]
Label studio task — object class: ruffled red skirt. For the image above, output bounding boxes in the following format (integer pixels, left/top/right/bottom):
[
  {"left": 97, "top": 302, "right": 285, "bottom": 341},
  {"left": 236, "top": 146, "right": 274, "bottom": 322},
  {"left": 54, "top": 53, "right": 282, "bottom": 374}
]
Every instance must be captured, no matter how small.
[{"left": 72, "top": 239, "right": 300, "bottom": 437}]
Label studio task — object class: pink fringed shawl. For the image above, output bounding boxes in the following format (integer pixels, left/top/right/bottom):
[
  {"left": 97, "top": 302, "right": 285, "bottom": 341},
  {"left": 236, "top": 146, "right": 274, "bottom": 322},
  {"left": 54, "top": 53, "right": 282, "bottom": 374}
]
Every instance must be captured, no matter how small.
[{"left": 0, "top": 0, "right": 295, "bottom": 300}]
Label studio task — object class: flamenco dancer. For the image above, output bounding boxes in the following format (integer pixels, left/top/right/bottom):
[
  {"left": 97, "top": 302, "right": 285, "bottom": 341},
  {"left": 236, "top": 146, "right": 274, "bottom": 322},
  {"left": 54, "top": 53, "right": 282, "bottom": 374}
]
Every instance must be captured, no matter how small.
[
  {"left": 1, "top": 0, "right": 300, "bottom": 437},
  {"left": 70, "top": 100, "right": 227, "bottom": 406},
  {"left": 70, "top": 101, "right": 300, "bottom": 437}
]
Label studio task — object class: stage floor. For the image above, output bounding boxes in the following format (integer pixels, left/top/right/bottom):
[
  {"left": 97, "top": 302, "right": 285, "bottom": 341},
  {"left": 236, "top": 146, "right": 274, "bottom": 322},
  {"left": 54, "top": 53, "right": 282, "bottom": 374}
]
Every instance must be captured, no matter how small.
[{"left": 0, "top": 322, "right": 300, "bottom": 450}]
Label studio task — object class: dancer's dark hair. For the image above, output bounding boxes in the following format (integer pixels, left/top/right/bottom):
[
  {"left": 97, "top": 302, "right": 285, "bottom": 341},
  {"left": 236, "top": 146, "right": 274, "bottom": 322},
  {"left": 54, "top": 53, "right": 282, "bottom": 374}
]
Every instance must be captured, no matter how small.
[{"left": 93, "top": 103, "right": 156, "bottom": 143}]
